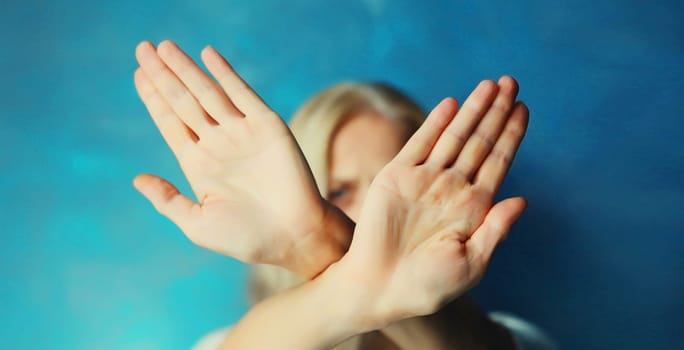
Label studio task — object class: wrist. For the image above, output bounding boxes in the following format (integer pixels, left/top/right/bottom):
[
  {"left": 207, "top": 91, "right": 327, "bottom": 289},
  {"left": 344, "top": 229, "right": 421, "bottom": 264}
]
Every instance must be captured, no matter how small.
[
  {"left": 276, "top": 198, "right": 350, "bottom": 279},
  {"left": 295, "top": 201, "right": 354, "bottom": 279},
  {"left": 318, "top": 202, "right": 355, "bottom": 264},
  {"left": 313, "top": 258, "right": 384, "bottom": 335}
]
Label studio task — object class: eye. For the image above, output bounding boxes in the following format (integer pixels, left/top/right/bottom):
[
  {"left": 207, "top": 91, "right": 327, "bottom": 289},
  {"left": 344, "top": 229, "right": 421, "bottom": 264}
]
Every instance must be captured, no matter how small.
[{"left": 328, "top": 187, "right": 348, "bottom": 201}]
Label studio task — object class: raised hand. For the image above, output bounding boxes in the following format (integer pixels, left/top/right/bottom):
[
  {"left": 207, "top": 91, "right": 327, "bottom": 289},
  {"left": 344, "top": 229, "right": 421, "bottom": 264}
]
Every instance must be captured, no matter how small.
[
  {"left": 335, "top": 77, "right": 529, "bottom": 327},
  {"left": 133, "top": 40, "right": 351, "bottom": 278}
]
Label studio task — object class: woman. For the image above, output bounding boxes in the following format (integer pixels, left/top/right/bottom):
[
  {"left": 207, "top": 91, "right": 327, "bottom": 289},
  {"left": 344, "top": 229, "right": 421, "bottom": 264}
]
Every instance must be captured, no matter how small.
[{"left": 132, "top": 40, "right": 555, "bottom": 349}]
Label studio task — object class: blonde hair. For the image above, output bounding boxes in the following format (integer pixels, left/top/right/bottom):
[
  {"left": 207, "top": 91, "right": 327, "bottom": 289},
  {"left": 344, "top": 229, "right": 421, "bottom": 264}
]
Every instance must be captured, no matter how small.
[{"left": 247, "top": 82, "right": 426, "bottom": 349}]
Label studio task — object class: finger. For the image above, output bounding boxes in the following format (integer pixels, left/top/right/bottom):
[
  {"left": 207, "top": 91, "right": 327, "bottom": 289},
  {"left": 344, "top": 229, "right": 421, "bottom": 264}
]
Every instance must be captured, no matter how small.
[
  {"left": 394, "top": 97, "right": 458, "bottom": 165},
  {"left": 136, "top": 41, "right": 214, "bottom": 135},
  {"left": 473, "top": 102, "right": 529, "bottom": 193},
  {"left": 133, "top": 173, "right": 197, "bottom": 230},
  {"left": 156, "top": 40, "right": 243, "bottom": 123},
  {"left": 452, "top": 76, "right": 519, "bottom": 179},
  {"left": 200, "top": 46, "right": 273, "bottom": 118},
  {"left": 466, "top": 196, "right": 527, "bottom": 271},
  {"left": 426, "top": 80, "right": 499, "bottom": 168},
  {"left": 134, "top": 67, "right": 198, "bottom": 154}
]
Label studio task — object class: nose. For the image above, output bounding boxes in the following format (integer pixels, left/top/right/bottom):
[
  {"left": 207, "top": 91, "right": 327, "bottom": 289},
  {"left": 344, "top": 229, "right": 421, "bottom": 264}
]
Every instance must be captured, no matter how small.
[{"left": 346, "top": 181, "right": 370, "bottom": 223}]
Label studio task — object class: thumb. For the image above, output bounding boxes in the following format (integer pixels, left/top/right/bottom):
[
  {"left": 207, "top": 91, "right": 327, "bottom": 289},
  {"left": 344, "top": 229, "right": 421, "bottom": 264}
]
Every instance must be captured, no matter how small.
[
  {"left": 467, "top": 196, "right": 527, "bottom": 269},
  {"left": 133, "top": 173, "right": 196, "bottom": 228}
]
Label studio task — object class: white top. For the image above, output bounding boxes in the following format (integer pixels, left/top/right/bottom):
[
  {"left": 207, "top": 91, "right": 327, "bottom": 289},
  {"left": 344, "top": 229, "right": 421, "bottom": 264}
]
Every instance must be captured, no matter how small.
[
  {"left": 489, "top": 311, "right": 558, "bottom": 350},
  {"left": 192, "top": 326, "right": 233, "bottom": 350},
  {"left": 193, "top": 312, "right": 557, "bottom": 350}
]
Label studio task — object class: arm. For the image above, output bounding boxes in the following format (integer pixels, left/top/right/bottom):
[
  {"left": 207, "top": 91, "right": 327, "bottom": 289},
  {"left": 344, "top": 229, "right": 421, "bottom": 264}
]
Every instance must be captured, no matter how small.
[
  {"left": 134, "top": 40, "right": 526, "bottom": 349},
  {"left": 219, "top": 262, "right": 368, "bottom": 350},
  {"left": 222, "top": 82, "right": 528, "bottom": 349},
  {"left": 334, "top": 79, "right": 528, "bottom": 350},
  {"left": 375, "top": 76, "right": 527, "bottom": 350}
]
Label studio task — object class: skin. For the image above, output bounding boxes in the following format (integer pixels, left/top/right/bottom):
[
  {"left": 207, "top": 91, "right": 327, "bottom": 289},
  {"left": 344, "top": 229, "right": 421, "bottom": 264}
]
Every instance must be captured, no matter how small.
[
  {"left": 328, "top": 113, "right": 516, "bottom": 350},
  {"left": 327, "top": 111, "right": 407, "bottom": 221},
  {"left": 220, "top": 89, "right": 529, "bottom": 349},
  {"left": 132, "top": 40, "right": 529, "bottom": 349},
  {"left": 133, "top": 40, "right": 352, "bottom": 279}
]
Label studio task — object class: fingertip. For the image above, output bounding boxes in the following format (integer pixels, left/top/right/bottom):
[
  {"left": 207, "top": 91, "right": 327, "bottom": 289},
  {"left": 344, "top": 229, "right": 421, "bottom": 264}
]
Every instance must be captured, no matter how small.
[
  {"left": 514, "top": 101, "right": 530, "bottom": 125},
  {"left": 200, "top": 45, "right": 219, "bottom": 67},
  {"left": 135, "top": 40, "right": 155, "bottom": 60},
  {"left": 506, "top": 196, "right": 528, "bottom": 223},
  {"left": 133, "top": 68, "right": 153, "bottom": 95},
  {"left": 132, "top": 173, "right": 150, "bottom": 190},
  {"left": 133, "top": 66, "right": 146, "bottom": 80},
  {"left": 497, "top": 75, "right": 517, "bottom": 85},
  {"left": 478, "top": 79, "right": 498, "bottom": 92},
  {"left": 157, "top": 39, "right": 177, "bottom": 57},
  {"left": 133, "top": 66, "right": 142, "bottom": 80},
  {"left": 201, "top": 46, "right": 235, "bottom": 75},
  {"left": 498, "top": 75, "right": 519, "bottom": 95},
  {"left": 132, "top": 179, "right": 146, "bottom": 197},
  {"left": 199, "top": 46, "right": 211, "bottom": 64},
  {"left": 158, "top": 39, "right": 175, "bottom": 48},
  {"left": 511, "top": 196, "right": 528, "bottom": 215},
  {"left": 518, "top": 100, "right": 529, "bottom": 113},
  {"left": 471, "top": 79, "right": 499, "bottom": 103},
  {"left": 136, "top": 40, "right": 152, "bottom": 51},
  {"left": 201, "top": 45, "right": 218, "bottom": 60},
  {"left": 441, "top": 96, "right": 459, "bottom": 110},
  {"left": 433, "top": 97, "right": 458, "bottom": 118},
  {"left": 427, "top": 96, "right": 458, "bottom": 127}
]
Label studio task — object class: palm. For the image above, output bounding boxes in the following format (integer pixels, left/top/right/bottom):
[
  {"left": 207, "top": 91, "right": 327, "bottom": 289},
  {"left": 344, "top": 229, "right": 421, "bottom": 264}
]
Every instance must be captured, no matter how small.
[
  {"left": 177, "top": 119, "right": 323, "bottom": 263},
  {"left": 342, "top": 78, "right": 530, "bottom": 322},
  {"left": 356, "top": 164, "right": 493, "bottom": 317},
  {"left": 132, "top": 40, "right": 327, "bottom": 271}
]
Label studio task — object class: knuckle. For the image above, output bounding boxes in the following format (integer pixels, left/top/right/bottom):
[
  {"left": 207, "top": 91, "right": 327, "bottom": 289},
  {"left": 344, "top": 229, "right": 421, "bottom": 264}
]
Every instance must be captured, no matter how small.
[
  {"left": 491, "top": 98, "right": 511, "bottom": 116},
  {"left": 444, "top": 126, "right": 468, "bottom": 145},
  {"left": 473, "top": 130, "right": 495, "bottom": 148},
  {"left": 168, "top": 86, "right": 194, "bottom": 105},
  {"left": 198, "top": 80, "right": 216, "bottom": 95},
  {"left": 450, "top": 166, "right": 471, "bottom": 181},
  {"left": 508, "top": 122, "right": 527, "bottom": 137},
  {"left": 491, "top": 147, "right": 512, "bottom": 165}
]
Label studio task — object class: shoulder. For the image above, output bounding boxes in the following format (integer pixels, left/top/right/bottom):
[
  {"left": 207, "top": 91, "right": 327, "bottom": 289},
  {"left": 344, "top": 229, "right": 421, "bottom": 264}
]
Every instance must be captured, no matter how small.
[
  {"left": 489, "top": 311, "right": 558, "bottom": 350},
  {"left": 192, "top": 326, "right": 233, "bottom": 350}
]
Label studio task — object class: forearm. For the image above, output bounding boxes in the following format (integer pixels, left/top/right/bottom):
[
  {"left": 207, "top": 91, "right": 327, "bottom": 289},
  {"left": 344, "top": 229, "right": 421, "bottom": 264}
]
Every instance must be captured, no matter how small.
[{"left": 220, "top": 262, "right": 366, "bottom": 350}]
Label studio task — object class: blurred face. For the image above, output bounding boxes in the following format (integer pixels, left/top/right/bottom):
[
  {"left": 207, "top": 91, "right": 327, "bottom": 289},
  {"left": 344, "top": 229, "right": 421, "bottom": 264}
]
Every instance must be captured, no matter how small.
[{"left": 326, "top": 111, "right": 407, "bottom": 221}]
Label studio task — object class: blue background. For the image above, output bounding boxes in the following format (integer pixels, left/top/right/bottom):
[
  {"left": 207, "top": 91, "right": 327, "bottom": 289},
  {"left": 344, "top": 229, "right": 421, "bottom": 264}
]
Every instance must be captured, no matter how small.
[{"left": 1, "top": 0, "right": 682, "bottom": 349}]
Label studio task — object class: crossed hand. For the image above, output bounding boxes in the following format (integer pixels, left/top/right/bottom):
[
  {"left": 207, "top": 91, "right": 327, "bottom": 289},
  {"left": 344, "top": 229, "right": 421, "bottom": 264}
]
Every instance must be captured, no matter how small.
[{"left": 133, "top": 40, "right": 528, "bottom": 325}]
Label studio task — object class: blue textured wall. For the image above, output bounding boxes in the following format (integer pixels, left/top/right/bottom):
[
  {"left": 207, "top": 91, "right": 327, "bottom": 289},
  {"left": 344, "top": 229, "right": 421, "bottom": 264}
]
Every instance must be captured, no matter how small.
[{"left": 1, "top": 0, "right": 682, "bottom": 349}]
